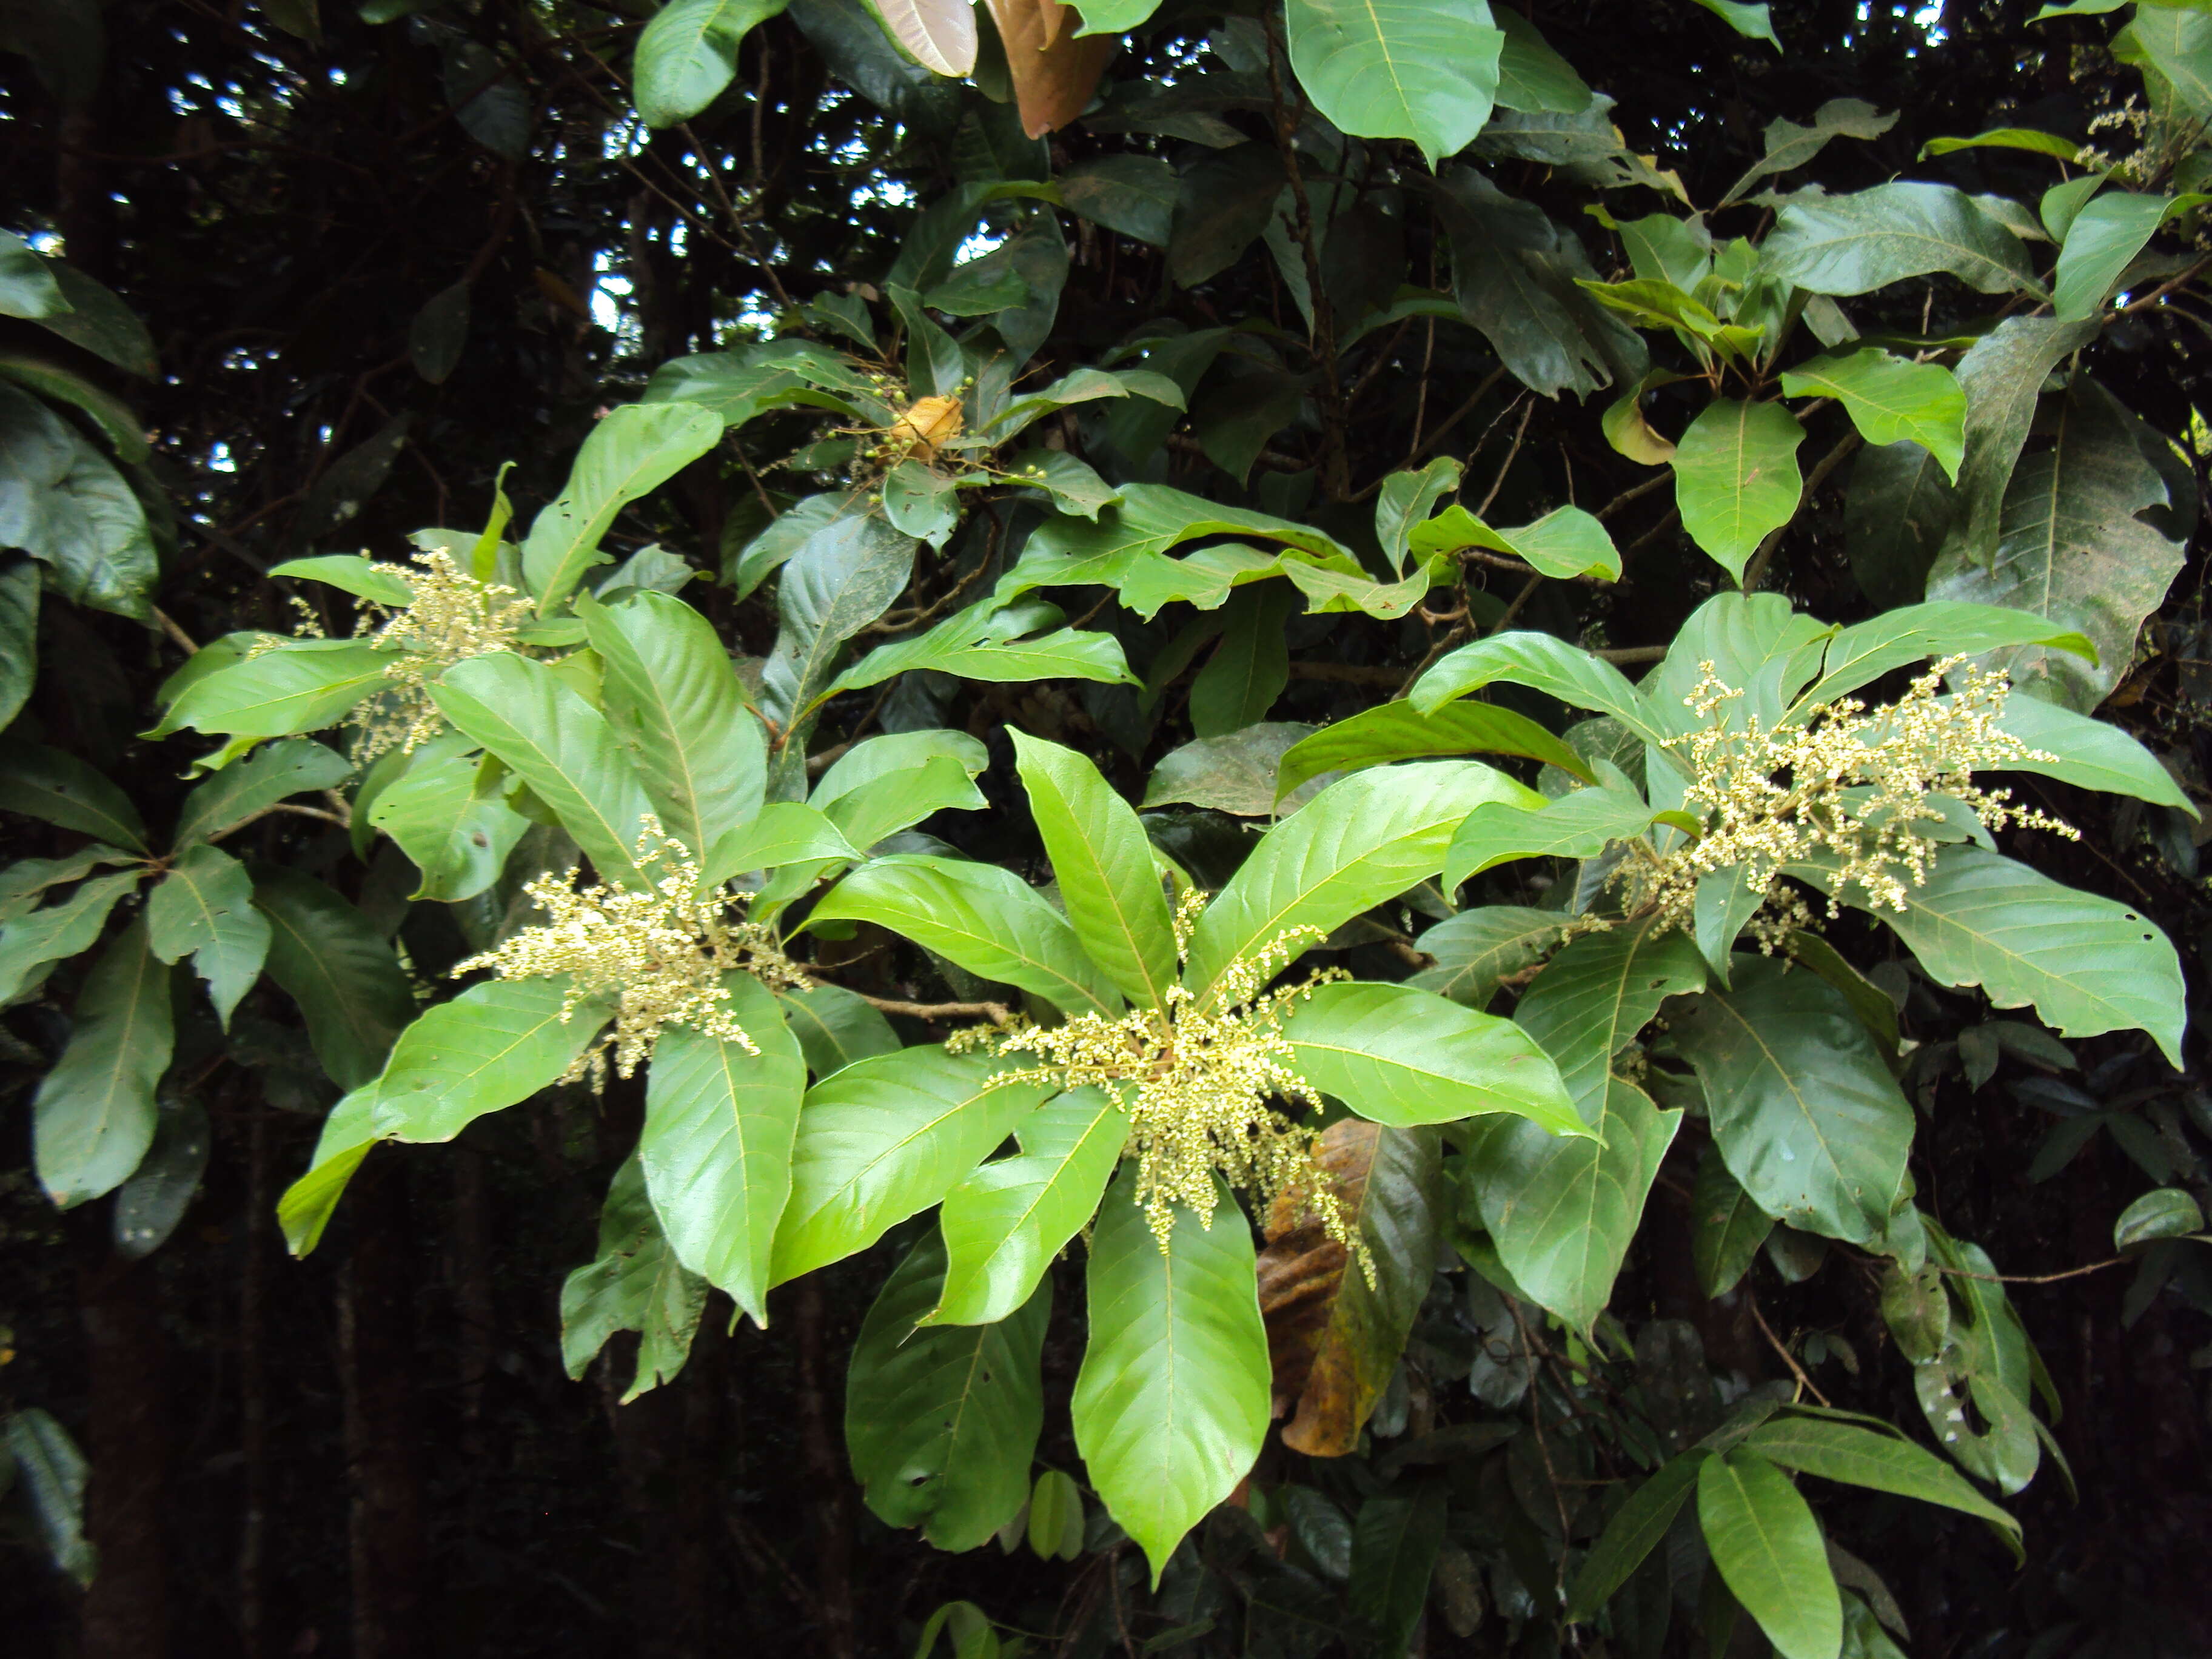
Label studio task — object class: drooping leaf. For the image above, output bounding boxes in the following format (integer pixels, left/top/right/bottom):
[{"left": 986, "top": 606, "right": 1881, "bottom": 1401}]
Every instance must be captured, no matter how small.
[
  {"left": 145, "top": 842, "right": 272, "bottom": 1028},
  {"left": 1758, "top": 181, "right": 2039, "bottom": 297},
  {"left": 1412, "top": 502, "right": 1623, "bottom": 581},
  {"left": 979, "top": 0, "right": 1112, "bottom": 138},
  {"left": 771, "top": 1045, "right": 1054, "bottom": 1282},
  {"left": 1743, "top": 1415, "right": 2022, "bottom": 1542},
  {"left": 0, "top": 384, "right": 157, "bottom": 619},
  {"left": 1935, "top": 314, "right": 2099, "bottom": 570},
  {"left": 827, "top": 597, "right": 1137, "bottom": 700},
  {"left": 638, "top": 975, "right": 806, "bottom": 1327},
  {"left": 1258, "top": 1119, "right": 1442, "bottom": 1456},
  {"left": 1182, "top": 762, "right": 1541, "bottom": 1001},
  {"left": 559, "top": 1156, "right": 708, "bottom": 1403},
  {"left": 366, "top": 735, "right": 531, "bottom": 902},
  {"left": 432, "top": 651, "right": 659, "bottom": 890},
  {"left": 1072, "top": 1165, "right": 1271, "bottom": 1586},
  {"left": 1189, "top": 582, "right": 1300, "bottom": 737},
  {"left": 1374, "top": 457, "right": 1463, "bottom": 574},
  {"left": 0, "top": 557, "right": 35, "bottom": 729},
  {"left": 33, "top": 920, "right": 172, "bottom": 1207},
  {"left": 634, "top": 0, "right": 791, "bottom": 127},
  {"left": 520, "top": 401, "right": 723, "bottom": 615},
  {"left": 276, "top": 1093, "right": 377, "bottom": 1258},
  {"left": 1845, "top": 440, "right": 1957, "bottom": 608},
  {"left": 809, "top": 854, "right": 1124, "bottom": 1016},
  {"left": 931, "top": 1087, "right": 1127, "bottom": 1327},
  {"left": 1720, "top": 98, "right": 1896, "bottom": 206},
  {"left": 1672, "top": 399, "right": 1806, "bottom": 583},
  {"left": 846, "top": 1230, "right": 1047, "bottom": 1551},
  {"left": 1780, "top": 350, "right": 1967, "bottom": 481},
  {"left": 1697, "top": 1449, "right": 1842, "bottom": 1659},
  {"left": 1409, "top": 630, "right": 1674, "bottom": 748},
  {"left": 1566, "top": 1450, "right": 1708, "bottom": 1621},
  {"left": 253, "top": 867, "right": 418, "bottom": 1091},
  {"left": 366, "top": 977, "right": 614, "bottom": 1143},
  {"left": 112, "top": 1096, "right": 212, "bottom": 1261}
]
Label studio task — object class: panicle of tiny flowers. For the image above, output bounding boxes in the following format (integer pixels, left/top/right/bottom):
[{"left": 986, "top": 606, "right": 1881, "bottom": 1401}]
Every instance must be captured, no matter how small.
[
  {"left": 1617, "top": 657, "right": 2075, "bottom": 934},
  {"left": 956, "top": 888, "right": 1369, "bottom": 1273},
  {"left": 349, "top": 548, "right": 536, "bottom": 760},
  {"left": 454, "top": 817, "right": 811, "bottom": 1085}
]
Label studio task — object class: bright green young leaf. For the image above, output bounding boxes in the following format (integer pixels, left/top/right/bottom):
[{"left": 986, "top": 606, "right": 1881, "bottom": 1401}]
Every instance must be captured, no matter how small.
[
  {"left": 770, "top": 1044, "right": 1054, "bottom": 1284},
  {"left": 1791, "top": 598, "right": 2096, "bottom": 716},
  {"left": 146, "top": 843, "right": 272, "bottom": 1028},
  {"left": 639, "top": 975, "right": 806, "bottom": 1327},
  {"left": 846, "top": 1230, "right": 1047, "bottom": 1552},
  {"left": 1280, "top": 980, "right": 1584, "bottom": 1136},
  {"left": 520, "top": 400, "right": 723, "bottom": 614},
  {"left": 1693, "top": 863, "right": 1766, "bottom": 982},
  {"left": 1407, "top": 906, "right": 1570, "bottom": 1010},
  {"left": 701, "top": 802, "right": 862, "bottom": 887},
  {"left": 1409, "top": 629, "right": 1674, "bottom": 746},
  {"left": 1920, "top": 127, "right": 2085, "bottom": 161},
  {"left": 931, "top": 1087, "right": 1127, "bottom": 1327},
  {"left": 0, "top": 742, "right": 150, "bottom": 851},
  {"left": 1758, "top": 181, "right": 2040, "bottom": 297},
  {"left": 172, "top": 737, "right": 352, "bottom": 849},
  {"left": 366, "top": 736, "right": 530, "bottom": 902},
  {"left": 2053, "top": 190, "right": 2171, "bottom": 320},
  {"left": 1276, "top": 701, "right": 1593, "bottom": 801},
  {"left": 634, "top": 0, "right": 790, "bottom": 127},
  {"left": 33, "top": 921, "right": 172, "bottom": 1208},
  {"left": 1012, "top": 730, "right": 1178, "bottom": 1009},
  {"left": 1566, "top": 1450, "right": 1708, "bottom": 1620},
  {"left": 1780, "top": 350, "right": 1968, "bottom": 481},
  {"left": 268, "top": 552, "right": 418, "bottom": 606},
  {"left": 1697, "top": 1449, "right": 1842, "bottom": 1659},
  {"left": 1673, "top": 400, "right": 1806, "bottom": 583},
  {"left": 776, "top": 983, "right": 899, "bottom": 1079},
  {"left": 150, "top": 640, "right": 390, "bottom": 750},
  {"left": 1691, "top": 1144, "right": 1773, "bottom": 1297},
  {"left": 431, "top": 652, "right": 659, "bottom": 890},
  {"left": 559, "top": 1155, "right": 708, "bottom": 1403},
  {"left": 810, "top": 854, "right": 1124, "bottom": 1016},
  {"left": 1411, "top": 503, "right": 1623, "bottom": 581},
  {"left": 581, "top": 589, "right": 768, "bottom": 862},
  {"left": 819, "top": 756, "right": 987, "bottom": 855},
  {"left": 1444, "top": 779, "right": 1671, "bottom": 890},
  {"left": 1666, "top": 955, "right": 1914, "bottom": 1245},
  {"left": 1182, "top": 762, "right": 1541, "bottom": 1001},
  {"left": 1743, "top": 1415, "right": 2023, "bottom": 1540},
  {"left": 0, "top": 869, "right": 144, "bottom": 1005},
  {"left": 1375, "top": 457, "right": 1463, "bottom": 572},
  {"left": 1284, "top": 0, "right": 1504, "bottom": 166},
  {"left": 1073, "top": 1165, "right": 1271, "bottom": 1587},
  {"left": 367, "top": 977, "right": 614, "bottom": 1143},
  {"left": 253, "top": 866, "right": 418, "bottom": 1091}
]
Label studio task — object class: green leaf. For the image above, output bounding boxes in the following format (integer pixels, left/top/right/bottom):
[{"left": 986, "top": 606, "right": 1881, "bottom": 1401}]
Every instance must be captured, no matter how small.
[
  {"left": 827, "top": 597, "right": 1136, "bottom": 700},
  {"left": 1673, "top": 400, "right": 1806, "bottom": 582},
  {"left": 1190, "top": 583, "right": 1301, "bottom": 737},
  {"left": 880, "top": 458, "right": 959, "bottom": 544},
  {"left": 1720, "top": 99, "right": 1896, "bottom": 206},
  {"left": 113, "top": 1096, "right": 212, "bottom": 1260},
  {"left": 145, "top": 843, "right": 271, "bottom": 1028},
  {"left": 1073, "top": 1165, "right": 1271, "bottom": 1587},
  {"left": 366, "top": 735, "right": 531, "bottom": 902},
  {"left": 1758, "top": 181, "right": 2039, "bottom": 298},
  {"left": 1182, "top": 762, "right": 1541, "bottom": 1002},
  {"left": 0, "top": 846, "right": 134, "bottom": 925},
  {"left": 173, "top": 737, "right": 352, "bottom": 849},
  {"left": 30, "top": 264, "right": 158, "bottom": 377},
  {"left": 580, "top": 589, "right": 766, "bottom": 860},
  {"left": 0, "top": 231, "right": 67, "bottom": 318},
  {"left": 1348, "top": 1486, "right": 1448, "bottom": 1659},
  {"left": 1284, "top": 0, "right": 1503, "bottom": 166},
  {"left": 0, "top": 384, "right": 156, "bottom": 620},
  {"left": 813, "top": 854, "right": 1123, "bottom": 1016},
  {"left": 1012, "top": 731, "right": 1178, "bottom": 1010},
  {"left": 1375, "top": 457, "right": 1463, "bottom": 573},
  {"left": 1407, "top": 906, "right": 1570, "bottom": 1009},
  {"left": 1666, "top": 955, "right": 1913, "bottom": 1245},
  {"left": 0, "top": 557, "right": 35, "bottom": 729},
  {"left": 559, "top": 1156, "right": 708, "bottom": 1403},
  {"left": 1920, "top": 127, "right": 2085, "bottom": 161},
  {"left": 1493, "top": 9, "right": 1590, "bottom": 112},
  {"left": 2114, "top": 1186, "right": 2202, "bottom": 1250},
  {"left": 1791, "top": 599, "right": 2094, "bottom": 716},
  {"left": 1566, "top": 1450, "right": 1707, "bottom": 1621},
  {"left": 846, "top": 1230, "right": 1048, "bottom": 1551},
  {"left": 1281, "top": 980, "right": 1585, "bottom": 1137},
  {"left": 634, "top": 0, "right": 789, "bottom": 126},
  {"left": 1824, "top": 844, "right": 2184, "bottom": 1066},
  {"left": 771, "top": 1045, "right": 1055, "bottom": 1283},
  {"left": 1409, "top": 629, "right": 1674, "bottom": 748},
  {"left": 1421, "top": 502, "right": 1624, "bottom": 581},
  {"left": 432, "top": 652, "right": 659, "bottom": 890},
  {"left": 1692, "top": 1143, "right": 1774, "bottom": 1298},
  {"left": 2053, "top": 190, "right": 2173, "bottom": 320},
  {"left": 1780, "top": 350, "right": 1967, "bottom": 482},
  {"left": 253, "top": 866, "right": 418, "bottom": 1091},
  {"left": 931, "top": 1087, "right": 1127, "bottom": 1327},
  {"left": 1462, "top": 920, "right": 1704, "bottom": 1330},
  {"left": 1691, "top": 864, "right": 1765, "bottom": 983},
  {"left": 1027, "top": 1468, "right": 1085, "bottom": 1561},
  {"left": 759, "top": 509, "right": 918, "bottom": 742},
  {"left": 2, "top": 1409, "right": 93, "bottom": 1588},
  {"left": 1743, "top": 1416, "right": 2022, "bottom": 1541},
  {"left": 0, "top": 741, "right": 149, "bottom": 851},
  {"left": 1938, "top": 315, "right": 2100, "bottom": 571},
  {"left": 0, "top": 868, "right": 144, "bottom": 1005},
  {"left": 1056, "top": 156, "right": 1178, "bottom": 246},
  {"left": 639, "top": 976, "right": 806, "bottom": 1327},
  {"left": 33, "top": 920, "right": 172, "bottom": 1207},
  {"left": 276, "top": 1092, "right": 377, "bottom": 1257},
  {"left": 1444, "top": 779, "right": 1672, "bottom": 890},
  {"left": 1697, "top": 1449, "right": 1842, "bottom": 1659},
  {"left": 1277, "top": 702, "right": 1592, "bottom": 803},
  {"left": 702, "top": 802, "right": 862, "bottom": 886},
  {"left": 151, "top": 639, "right": 390, "bottom": 748},
  {"left": 818, "top": 756, "right": 987, "bottom": 854},
  {"left": 777, "top": 983, "right": 900, "bottom": 1078},
  {"left": 520, "top": 401, "right": 723, "bottom": 615},
  {"left": 2118, "top": 2, "right": 2212, "bottom": 118},
  {"left": 0, "top": 354, "right": 151, "bottom": 462},
  {"left": 268, "top": 552, "right": 418, "bottom": 606},
  {"left": 367, "top": 977, "right": 614, "bottom": 1143},
  {"left": 1925, "top": 378, "right": 2184, "bottom": 713},
  {"left": 1991, "top": 691, "right": 2196, "bottom": 814},
  {"left": 1692, "top": 0, "right": 1780, "bottom": 49}
]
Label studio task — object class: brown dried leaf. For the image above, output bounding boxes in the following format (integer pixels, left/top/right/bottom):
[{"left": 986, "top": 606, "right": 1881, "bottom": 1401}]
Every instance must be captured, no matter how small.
[
  {"left": 1256, "top": 1119, "right": 1442, "bottom": 1456},
  {"left": 982, "top": 0, "right": 1112, "bottom": 136}
]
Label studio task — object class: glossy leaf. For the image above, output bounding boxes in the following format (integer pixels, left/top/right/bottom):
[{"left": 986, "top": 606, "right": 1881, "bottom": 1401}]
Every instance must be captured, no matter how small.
[
  {"left": 701, "top": 802, "right": 862, "bottom": 887},
  {"left": 639, "top": 976, "right": 806, "bottom": 1327},
  {"left": 1276, "top": 699, "right": 1592, "bottom": 800},
  {"left": 846, "top": 1230, "right": 1047, "bottom": 1551},
  {"left": 1444, "top": 779, "right": 1671, "bottom": 890},
  {"left": 367, "top": 735, "right": 531, "bottom": 902},
  {"left": 520, "top": 401, "right": 723, "bottom": 614},
  {"left": 33, "top": 922, "right": 172, "bottom": 1208},
  {"left": 634, "top": 0, "right": 789, "bottom": 127},
  {"left": 771, "top": 1045, "right": 1054, "bottom": 1283},
  {"left": 2114, "top": 1187, "right": 2202, "bottom": 1251},
  {"left": 253, "top": 867, "right": 418, "bottom": 1091},
  {"left": 1409, "top": 630, "right": 1673, "bottom": 748},
  {"left": 0, "top": 557, "right": 34, "bottom": 730},
  {"left": 1073, "top": 1165, "right": 1271, "bottom": 1586},
  {"left": 828, "top": 599, "right": 1136, "bottom": 699},
  {"left": 1992, "top": 692, "right": 2196, "bottom": 814},
  {"left": 559, "top": 1156, "right": 708, "bottom": 1403},
  {"left": 152, "top": 640, "right": 389, "bottom": 748},
  {"left": 1759, "top": 181, "right": 2038, "bottom": 297},
  {"left": 146, "top": 842, "right": 272, "bottom": 1028},
  {"left": 1697, "top": 1449, "right": 1842, "bottom": 1659},
  {"left": 776, "top": 983, "right": 900, "bottom": 1078},
  {"left": 1182, "top": 762, "right": 1541, "bottom": 1002},
  {"left": 366, "top": 977, "right": 614, "bottom": 1143},
  {"left": 1283, "top": 0, "right": 1503, "bottom": 166},
  {"left": 1780, "top": 350, "right": 1967, "bottom": 481},
  {"left": 1673, "top": 399, "right": 1806, "bottom": 583}
]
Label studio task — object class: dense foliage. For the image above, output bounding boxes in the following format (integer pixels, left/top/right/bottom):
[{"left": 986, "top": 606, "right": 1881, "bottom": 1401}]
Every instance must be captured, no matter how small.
[{"left": 4, "top": 0, "right": 2211, "bottom": 1654}]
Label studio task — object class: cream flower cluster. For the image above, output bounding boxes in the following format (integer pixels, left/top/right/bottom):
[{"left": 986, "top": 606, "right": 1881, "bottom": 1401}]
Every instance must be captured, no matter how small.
[
  {"left": 455, "top": 819, "right": 809, "bottom": 1086},
  {"left": 1620, "top": 657, "right": 2073, "bottom": 934},
  {"left": 955, "top": 890, "right": 1365, "bottom": 1267},
  {"left": 352, "top": 548, "right": 535, "bottom": 760}
]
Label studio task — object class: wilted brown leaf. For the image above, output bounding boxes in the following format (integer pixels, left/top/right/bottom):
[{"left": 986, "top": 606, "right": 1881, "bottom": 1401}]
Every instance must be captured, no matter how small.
[
  {"left": 1256, "top": 1119, "right": 1442, "bottom": 1456},
  {"left": 982, "top": 0, "right": 1112, "bottom": 136}
]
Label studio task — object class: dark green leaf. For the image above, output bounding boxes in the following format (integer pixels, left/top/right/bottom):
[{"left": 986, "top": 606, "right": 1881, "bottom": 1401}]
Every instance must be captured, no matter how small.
[
  {"left": 560, "top": 1156, "right": 708, "bottom": 1402},
  {"left": 33, "top": 920, "right": 172, "bottom": 1207},
  {"left": 253, "top": 866, "right": 419, "bottom": 1091}
]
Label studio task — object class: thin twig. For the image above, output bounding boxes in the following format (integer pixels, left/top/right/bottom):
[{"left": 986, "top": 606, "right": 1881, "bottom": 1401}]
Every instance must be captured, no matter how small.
[
  {"left": 152, "top": 607, "right": 201, "bottom": 655},
  {"left": 1932, "top": 1256, "right": 2131, "bottom": 1287},
  {"left": 2115, "top": 255, "right": 2210, "bottom": 317},
  {"left": 207, "top": 802, "right": 349, "bottom": 843},
  {"left": 1743, "top": 430, "right": 1862, "bottom": 592},
  {"left": 1475, "top": 401, "right": 1535, "bottom": 517},
  {"left": 1593, "top": 471, "right": 1671, "bottom": 523},
  {"left": 1748, "top": 1289, "right": 1831, "bottom": 1407}
]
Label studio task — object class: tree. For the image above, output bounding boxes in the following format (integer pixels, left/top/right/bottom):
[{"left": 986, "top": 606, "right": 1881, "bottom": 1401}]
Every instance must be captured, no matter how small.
[{"left": 2, "top": 0, "right": 2210, "bottom": 1654}]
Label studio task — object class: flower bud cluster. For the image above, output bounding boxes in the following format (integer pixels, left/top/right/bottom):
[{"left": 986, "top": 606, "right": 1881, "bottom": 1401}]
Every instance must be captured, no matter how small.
[{"left": 351, "top": 548, "right": 537, "bottom": 759}]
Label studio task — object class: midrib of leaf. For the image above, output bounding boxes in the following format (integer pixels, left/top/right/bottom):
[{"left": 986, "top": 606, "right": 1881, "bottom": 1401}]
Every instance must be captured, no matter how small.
[
  {"left": 1358, "top": 0, "right": 1413, "bottom": 114},
  {"left": 793, "top": 1081, "right": 996, "bottom": 1230},
  {"left": 1055, "top": 806, "right": 1169, "bottom": 1009},
  {"left": 87, "top": 939, "right": 160, "bottom": 1131},
  {"left": 16, "top": 783, "right": 143, "bottom": 850},
  {"left": 965, "top": 1097, "right": 1117, "bottom": 1280}
]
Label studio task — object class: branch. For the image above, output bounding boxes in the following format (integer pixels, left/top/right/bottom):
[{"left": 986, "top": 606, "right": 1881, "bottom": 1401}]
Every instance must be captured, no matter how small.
[
  {"left": 1743, "top": 429, "right": 1862, "bottom": 592},
  {"left": 854, "top": 993, "right": 1015, "bottom": 1026},
  {"left": 1748, "top": 1287, "right": 1832, "bottom": 1408}
]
